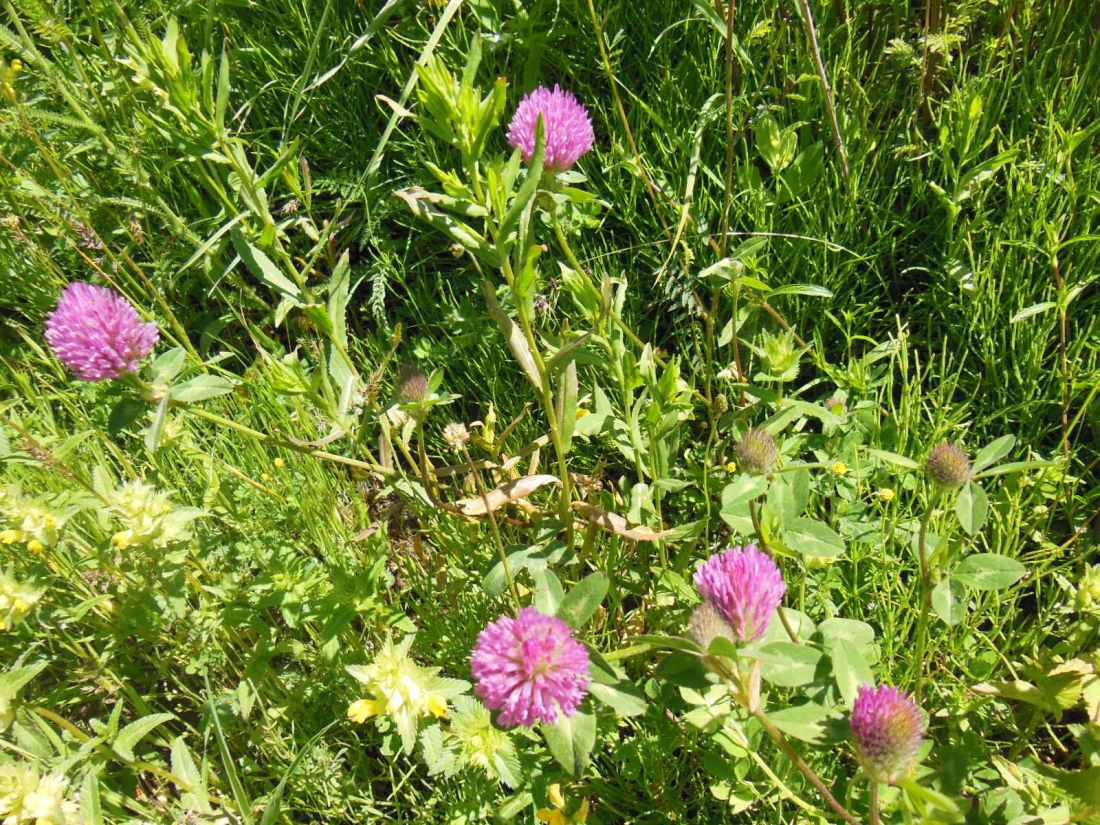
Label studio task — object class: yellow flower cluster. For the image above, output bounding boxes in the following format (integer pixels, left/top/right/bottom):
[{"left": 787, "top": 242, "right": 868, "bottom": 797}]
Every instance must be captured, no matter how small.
[
  {"left": 0, "top": 489, "right": 63, "bottom": 554},
  {"left": 109, "top": 480, "right": 196, "bottom": 550},
  {"left": 0, "top": 570, "right": 42, "bottom": 632},
  {"left": 346, "top": 636, "right": 468, "bottom": 754},
  {"left": 0, "top": 764, "right": 80, "bottom": 825}
]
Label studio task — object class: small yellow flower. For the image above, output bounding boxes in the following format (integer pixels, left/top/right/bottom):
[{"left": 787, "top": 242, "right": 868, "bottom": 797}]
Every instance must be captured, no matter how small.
[
  {"left": 725, "top": 461, "right": 737, "bottom": 474},
  {"left": 877, "top": 488, "right": 896, "bottom": 503},
  {"left": 26, "top": 540, "right": 44, "bottom": 554},
  {"left": 426, "top": 694, "right": 448, "bottom": 718},
  {"left": 575, "top": 408, "right": 590, "bottom": 420},
  {"left": 537, "top": 784, "right": 590, "bottom": 825},
  {"left": 0, "top": 530, "right": 24, "bottom": 545},
  {"left": 347, "top": 698, "right": 384, "bottom": 723},
  {"left": 273, "top": 457, "right": 286, "bottom": 469},
  {"left": 831, "top": 461, "right": 849, "bottom": 476}
]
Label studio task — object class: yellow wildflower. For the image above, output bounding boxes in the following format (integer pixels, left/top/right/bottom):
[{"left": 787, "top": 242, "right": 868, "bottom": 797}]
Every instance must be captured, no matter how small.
[
  {"left": 273, "top": 457, "right": 286, "bottom": 469},
  {"left": 345, "top": 636, "right": 469, "bottom": 753},
  {"left": 831, "top": 461, "right": 849, "bottom": 476},
  {"left": 0, "top": 569, "right": 42, "bottom": 631},
  {"left": 537, "top": 784, "right": 590, "bottom": 825},
  {"left": 725, "top": 461, "right": 737, "bottom": 474},
  {"left": 877, "top": 488, "right": 896, "bottom": 503}
]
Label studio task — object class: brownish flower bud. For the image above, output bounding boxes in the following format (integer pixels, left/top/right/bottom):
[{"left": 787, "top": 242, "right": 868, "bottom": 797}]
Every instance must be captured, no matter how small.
[
  {"left": 734, "top": 428, "right": 777, "bottom": 475},
  {"left": 926, "top": 442, "right": 970, "bottom": 489}
]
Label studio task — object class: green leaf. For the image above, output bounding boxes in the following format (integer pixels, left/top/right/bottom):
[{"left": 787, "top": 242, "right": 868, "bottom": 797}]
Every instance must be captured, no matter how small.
[
  {"left": 171, "top": 375, "right": 237, "bottom": 404},
  {"left": 542, "top": 710, "right": 596, "bottom": 776},
  {"left": 755, "top": 642, "right": 822, "bottom": 687},
  {"left": 972, "top": 435, "right": 1015, "bottom": 474},
  {"left": 955, "top": 481, "right": 989, "bottom": 536},
  {"left": 831, "top": 639, "right": 873, "bottom": 708},
  {"left": 499, "top": 116, "right": 545, "bottom": 244},
  {"left": 0, "top": 661, "right": 48, "bottom": 698},
  {"left": 589, "top": 681, "right": 647, "bottom": 717},
  {"left": 108, "top": 398, "right": 147, "bottom": 436},
  {"left": 112, "top": 713, "right": 175, "bottom": 762},
  {"left": 557, "top": 573, "right": 609, "bottom": 629},
  {"left": 259, "top": 721, "right": 339, "bottom": 825},
  {"left": 81, "top": 769, "right": 103, "bottom": 825},
  {"left": 766, "top": 703, "right": 830, "bottom": 744},
  {"left": 973, "top": 459, "right": 1055, "bottom": 480},
  {"left": 765, "top": 283, "right": 833, "bottom": 299},
  {"left": 720, "top": 475, "right": 768, "bottom": 509},
  {"left": 630, "top": 634, "right": 702, "bottom": 655},
  {"left": 784, "top": 518, "right": 845, "bottom": 560},
  {"left": 865, "top": 448, "right": 919, "bottom": 470},
  {"left": 151, "top": 347, "right": 187, "bottom": 384},
  {"left": 932, "top": 577, "right": 968, "bottom": 625},
  {"left": 144, "top": 396, "right": 169, "bottom": 453},
  {"left": 931, "top": 577, "right": 968, "bottom": 625},
  {"left": 532, "top": 568, "right": 565, "bottom": 616},
  {"left": 206, "top": 677, "right": 254, "bottom": 825},
  {"left": 1010, "top": 301, "right": 1058, "bottom": 323},
  {"left": 817, "top": 618, "right": 875, "bottom": 652},
  {"left": 233, "top": 234, "right": 301, "bottom": 300},
  {"left": 953, "top": 554, "right": 1026, "bottom": 591}
]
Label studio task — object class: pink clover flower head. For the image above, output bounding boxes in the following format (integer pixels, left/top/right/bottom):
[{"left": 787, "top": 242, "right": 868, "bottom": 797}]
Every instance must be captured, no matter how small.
[
  {"left": 851, "top": 683, "right": 925, "bottom": 784},
  {"left": 694, "top": 544, "right": 786, "bottom": 643},
  {"left": 471, "top": 606, "right": 590, "bottom": 727},
  {"left": 506, "top": 84, "right": 594, "bottom": 172},
  {"left": 45, "top": 282, "right": 158, "bottom": 382}
]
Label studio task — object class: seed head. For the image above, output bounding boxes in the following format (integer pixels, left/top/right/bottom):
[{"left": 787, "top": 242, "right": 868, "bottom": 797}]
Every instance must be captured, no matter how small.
[
  {"left": 926, "top": 442, "right": 970, "bottom": 489},
  {"left": 734, "top": 428, "right": 777, "bottom": 475}
]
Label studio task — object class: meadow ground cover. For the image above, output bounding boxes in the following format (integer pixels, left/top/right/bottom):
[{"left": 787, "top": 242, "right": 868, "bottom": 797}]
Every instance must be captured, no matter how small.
[{"left": 1, "top": 0, "right": 1098, "bottom": 822}]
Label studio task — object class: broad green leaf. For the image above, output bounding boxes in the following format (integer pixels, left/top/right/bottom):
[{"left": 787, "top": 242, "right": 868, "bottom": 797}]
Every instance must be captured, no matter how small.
[
  {"left": 866, "top": 448, "right": 919, "bottom": 470},
  {"left": 755, "top": 642, "right": 822, "bottom": 687},
  {"left": 767, "top": 702, "right": 830, "bottom": 743},
  {"left": 955, "top": 481, "right": 989, "bottom": 536},
  {"left": 931, "top": 577, "right": 968, "bottom": 626},
  {"left": 720, "top": 475, "right": 768, "bottom": 509},
  {"left": 972, "top": 435, "right": 1015, "bottom": 474},
  {"left": 557, "top": 573, "right": 609, "bottom": 629},
  {"left": 784, "top": 518, "right": 845, "bottom": 560},
  {"left": 831, "top": 639, "right": 873, "bottom": 708},
  {"left": 113, "top": 713, "right": 175, "bottom": 762},
  {"left": 953, "top": 554, "right": 1026, "bottom": 591},
  {"left": 233, "top": 235, "right": 301, "bottom": 300},
  {"left": 171, "top": 375, "right": 237, "bottom": 404},
  {"left": 588, "top": 681, "right": 647, "bottom": 717},
  {"left": 80, "top": 769, "right": 103, "bottom": 825},
  {"left": 532, "top": 568, "right": 565, "bottom": 616},
  {"left": 151, "top": 347, "right": 187, "bottom": 384},
  {"left": 766, "top": 283, "right": 833, "bottom": 299},
  {"left": 542, "top": 710, "right": 596, "bottom": 776},
  {"left": 817, "top": 618, "right": 875, "bottom": 652}
]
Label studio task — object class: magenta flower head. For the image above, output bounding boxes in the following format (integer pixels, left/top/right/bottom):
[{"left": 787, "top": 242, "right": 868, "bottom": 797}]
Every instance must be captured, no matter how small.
[
  {"left": 506, "top": 84, "right": 594, "bottom": 172},
  {"left": 45, "top": 282, "right": 158, "bottom": 382},
  {"left": 471, "top": 606, "right": 590, "bottom": 727},
  {"left": 851, "top": 683, "right": 925, "bottom": 785},
  {"left": 694, "top": 545, "right": 786, "bottom": 643}
]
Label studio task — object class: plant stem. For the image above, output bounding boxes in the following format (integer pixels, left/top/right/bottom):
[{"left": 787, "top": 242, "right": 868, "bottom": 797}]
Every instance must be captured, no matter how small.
[
  {"left": 752, "top": 707, "right": 863, "bottom": 825},
  {"left": 912, "top": 489, "right": 938, "bottom": 700},
  {"left": 463, "top": 446, "right": 522, "bottom": 611},
  {"left": 795, "top": 0, "right": 850, "bottom": 181},
  {"left": 869, "top": 781, "right": 881, "bottom": 825},
  {"left": 749, "top": 498, "right": 800, "bottom": 643}
]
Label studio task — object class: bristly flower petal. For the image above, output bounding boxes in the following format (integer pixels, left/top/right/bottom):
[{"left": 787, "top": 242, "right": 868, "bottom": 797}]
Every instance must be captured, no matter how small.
[
  {"left": 694, "top": 545, "right": 786, "bottom": 643},
  {"left": 507, "top": 85, "right": 594, "bottom": 172}
]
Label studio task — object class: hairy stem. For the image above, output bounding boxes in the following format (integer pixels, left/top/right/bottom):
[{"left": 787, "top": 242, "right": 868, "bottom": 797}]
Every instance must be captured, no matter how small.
[{"left": 912, "top": 489, "right": 938, "bottom": 700}]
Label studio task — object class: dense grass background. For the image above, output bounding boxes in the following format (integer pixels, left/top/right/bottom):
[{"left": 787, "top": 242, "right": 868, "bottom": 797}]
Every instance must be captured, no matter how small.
[{"left": 1, "top": 0, "right": 1098, "bottom": 822}]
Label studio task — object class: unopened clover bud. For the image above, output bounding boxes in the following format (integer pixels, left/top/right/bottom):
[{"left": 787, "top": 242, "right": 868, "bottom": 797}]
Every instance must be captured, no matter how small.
[
  {"left": 713, "top": 394, "right": 729, "bottom": 414},
  {"left": 395, "top": 363, "right": 429, "bottom": 403},
  {"left": 926, "top": 442, "right": 971, "bottom": 489},
  {"left": 688, "top": 602, "right": 736, "bottom": 652},
  {"left": 851, "top": 684, "right": 925, "bottom": 785},
  {"left": 734, "top": 428, "right": 777, "bottom": 475},
  {"left": 1077, "top": 564, "right": 1100, "bottom": 614}
]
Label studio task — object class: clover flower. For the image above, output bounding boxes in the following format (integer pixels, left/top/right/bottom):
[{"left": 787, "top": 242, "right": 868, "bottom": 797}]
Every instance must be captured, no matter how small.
[
  {"left": 471, "top": 607, "right": 590, "bottom": 728},
  {"left": 442, "top": 422, "right": 470, "bottom": 451},
  {"left": 395, "top": 363, "right": 429, "bottom": 403},
  {"left": 45, "top": 281, "right": 158, "bottom": 382},
  {"left": 734, "top": 429, "right": 777, "bottom": 475},
  {"left": 346, "top": 635, "right": 469, "bottom": 753},
  {"left": 0, "top": 762, "right": 38, "bottom": 822},
  {"left": 0, "top": 765, "right": 79, "bottom": 825},
  {"left": 694, "top": 545, "right": 786, "bottom": 643},
  {"left": 0, "top": 569, "right": 42, "bottom": 632},
  {"left": 926, "top": 442, "right": 970, "bottom": 489},
  {"left": 507, "top": 85, "right": 594, "bottom": 172},
  {"left": 851, "top": 683, "right": 925, "bottom": 785}
]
